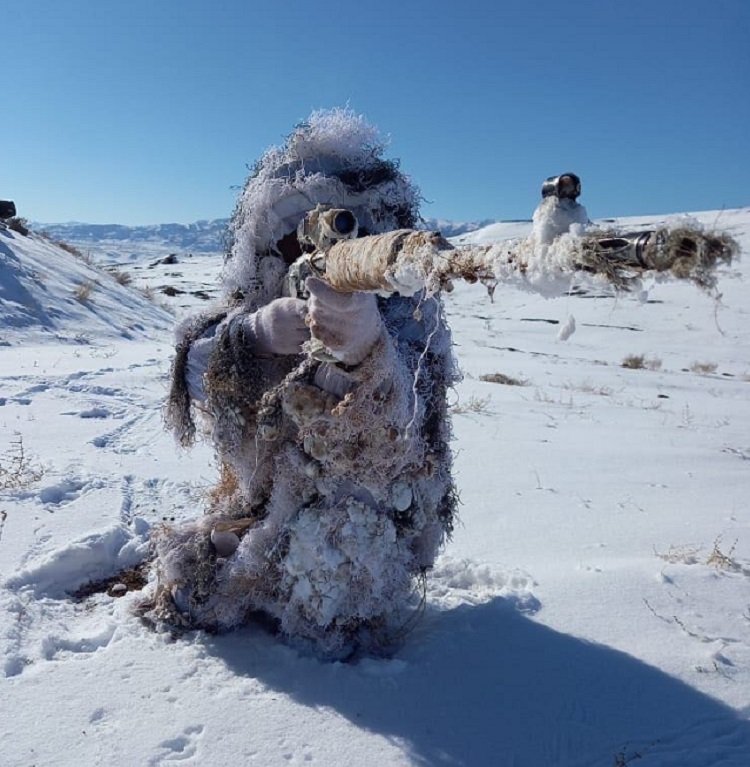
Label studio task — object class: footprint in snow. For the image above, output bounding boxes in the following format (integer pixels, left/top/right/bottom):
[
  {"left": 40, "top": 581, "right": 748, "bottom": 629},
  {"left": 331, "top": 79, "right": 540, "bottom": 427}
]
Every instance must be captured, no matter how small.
[
  {"left": 90, "top": 411, "right": 162, "bottom": 454},
  {"left": 69, "top": 406, "right": 112, "bottom": 419},
  {"left": 149, "top": 725, "right": 205, "bottom": 764},
  {"left": 67, "top": 383, "right": 124, "bottom": 398},
  {"left": 37, "top": 477, "right": 93, "bottom": 506},
  {"left": 41, "top": 621, "right": 117, "bottom": 661}
]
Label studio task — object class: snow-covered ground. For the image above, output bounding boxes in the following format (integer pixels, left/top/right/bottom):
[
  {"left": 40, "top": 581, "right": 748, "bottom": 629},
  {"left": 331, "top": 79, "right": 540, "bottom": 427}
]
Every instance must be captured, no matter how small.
[{"left": 1, "top": 208, "right": 749, "bottom": 766}]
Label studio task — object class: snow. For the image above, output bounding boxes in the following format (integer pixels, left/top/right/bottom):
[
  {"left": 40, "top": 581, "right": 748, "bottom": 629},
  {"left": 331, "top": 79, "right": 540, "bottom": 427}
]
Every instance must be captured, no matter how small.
[
  {"left": 1, "top": 208, "right": 749, "bottom": 765},
  {"left": 0, "top": 227, "right": 173, "bottom": 343}
]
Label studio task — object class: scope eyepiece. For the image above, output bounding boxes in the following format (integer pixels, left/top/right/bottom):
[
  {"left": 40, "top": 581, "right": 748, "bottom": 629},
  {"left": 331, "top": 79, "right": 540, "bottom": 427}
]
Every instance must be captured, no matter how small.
[
  {"left": 541, "top": 173, "right": 581, "bottom": 201},
  {"left": 297, "top": 205, "right": 359, "bottom": 250},
  {"left": 331, "top": 209, "right": 357, "bottom": 236}
]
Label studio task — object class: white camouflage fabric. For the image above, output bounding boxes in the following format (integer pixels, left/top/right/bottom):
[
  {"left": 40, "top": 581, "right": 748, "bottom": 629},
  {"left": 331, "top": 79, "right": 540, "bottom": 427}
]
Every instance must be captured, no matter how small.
[{"left": 150, "top": 109, "right": 459, "bottom": 658}]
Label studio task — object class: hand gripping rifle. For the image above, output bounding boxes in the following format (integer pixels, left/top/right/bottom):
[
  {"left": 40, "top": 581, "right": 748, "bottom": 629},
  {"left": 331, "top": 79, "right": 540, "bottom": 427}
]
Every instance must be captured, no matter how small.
[{"left": 288, "top": 205, "right": 738, "bottom": 303}]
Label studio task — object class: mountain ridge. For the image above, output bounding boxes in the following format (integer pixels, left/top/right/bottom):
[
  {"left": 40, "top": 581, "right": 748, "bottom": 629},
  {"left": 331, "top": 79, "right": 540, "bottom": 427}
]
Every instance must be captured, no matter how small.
[{"left": 33, "top": 216, "right": 505, "bottom": 252}]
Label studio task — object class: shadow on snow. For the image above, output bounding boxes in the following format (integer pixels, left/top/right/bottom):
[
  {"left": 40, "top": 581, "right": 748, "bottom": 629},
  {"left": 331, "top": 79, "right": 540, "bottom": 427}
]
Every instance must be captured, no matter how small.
[{"left": 208, "top": 597, "right": 750, "bottom": 766}]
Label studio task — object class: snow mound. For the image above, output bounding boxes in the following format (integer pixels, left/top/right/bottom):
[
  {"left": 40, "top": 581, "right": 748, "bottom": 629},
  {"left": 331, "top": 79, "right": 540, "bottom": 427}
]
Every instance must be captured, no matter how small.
[
  {"left": 0, "top": 227, "right": 173, "bottom": 344},
  {"left": 426, "top": 556, "right": 540, "bottom": 613},
  {"left": 5, "top": 521, "right": 150, "bottom": 598}
]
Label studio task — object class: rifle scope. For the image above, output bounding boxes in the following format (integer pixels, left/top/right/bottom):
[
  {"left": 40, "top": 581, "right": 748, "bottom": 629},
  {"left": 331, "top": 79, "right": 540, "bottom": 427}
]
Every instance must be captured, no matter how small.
[{"left": 541, "top": 173, "right": 581, "bottom": 201}]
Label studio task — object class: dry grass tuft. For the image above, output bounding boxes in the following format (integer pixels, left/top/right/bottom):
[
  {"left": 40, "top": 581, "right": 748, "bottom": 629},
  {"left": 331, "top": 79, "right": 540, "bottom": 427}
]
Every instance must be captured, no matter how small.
[
  {"left": 451, "top": 394, "right": 491, "bottom": 415},
  {"left": 622, "top": 354, "right": 662, "bottom": 371},
  {"left": 653, "top": 543, "right": 702, "bottom": 565},
  {"left": 140, "top": 284, "right": 155, "bottom": 301},
  {"left": 690, "top": 361, "right": 718, "bottom": 375},
  {"left": 533, "top": 389, "right": 577, "bottom": 408},
  {"left": 706, "top": 536, "right": 741, "bottom": 572},
  {"left": 74, "top": 280, "right": 95, "bottom": 302},
  {"left": 6, "top": 217, "right": 30, "bottom": 236},
  {"left": 564, "top": 380, "right": 613, "bottom": 396},
  {"left": 56, "top": 240, "right": 84, "bottom": 258},
  {"left": 479, "top": 372, "right": 528, "bottom": 386},
  {"left": 39, "top": 232, "right": 91, "bottom": 262},
  {"left": 206, "top": 462, "right": 240, "bottom": 508},
  {"left": 109, "top": 268, "right": 132, "bottom": 286},
  {"left": 655, "top": 536, "right": 747, "bottom": 574},
  {"left": 622, "top": 354, "right": 646, "bottom": 369}
]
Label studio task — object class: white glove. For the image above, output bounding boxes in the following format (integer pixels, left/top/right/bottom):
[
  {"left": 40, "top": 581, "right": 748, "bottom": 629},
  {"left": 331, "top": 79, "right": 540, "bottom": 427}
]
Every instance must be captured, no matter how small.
[
  {"left": 243, "top": 298, "right": 310, "bottom": 356},
  {"left": 305, "top": 276, "right": 382, "bottom": 366}
]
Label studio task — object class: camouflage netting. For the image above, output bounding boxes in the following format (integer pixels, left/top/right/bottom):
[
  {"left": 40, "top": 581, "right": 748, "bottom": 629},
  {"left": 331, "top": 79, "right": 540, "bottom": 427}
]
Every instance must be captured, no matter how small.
[
  {"left": 148, "top": 109, "right": 459, "bottom": 658},
  {"left": 152, "top": 293, "right": 458, "bottom": 657},
  {"left": 221, "top": 107, "right": 421, "bottom": 309}
]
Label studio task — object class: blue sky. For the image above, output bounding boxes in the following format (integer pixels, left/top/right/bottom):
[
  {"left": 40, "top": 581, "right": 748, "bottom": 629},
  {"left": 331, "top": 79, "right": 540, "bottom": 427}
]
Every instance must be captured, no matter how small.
[{"left": 4, "top": 0, "right": 749, "bottom": 225}]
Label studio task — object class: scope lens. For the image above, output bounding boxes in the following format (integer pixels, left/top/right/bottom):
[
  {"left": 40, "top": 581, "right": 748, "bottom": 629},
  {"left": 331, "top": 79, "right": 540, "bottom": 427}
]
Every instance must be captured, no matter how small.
[
  {"left": 332, "top": 210, "right": 357, "bottom": 235},
  {"left": 558, "top": 175, "right": 580, "bottom": 198}
]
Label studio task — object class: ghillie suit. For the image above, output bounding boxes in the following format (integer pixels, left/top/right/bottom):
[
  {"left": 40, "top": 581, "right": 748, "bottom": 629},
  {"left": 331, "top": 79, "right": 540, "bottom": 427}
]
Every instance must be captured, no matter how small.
[
  {"left": 149, "top": 109, "right": 459, "bottom": 658},
  {"left": 146, "top": 111, "right": 738, "bottom": 659}
]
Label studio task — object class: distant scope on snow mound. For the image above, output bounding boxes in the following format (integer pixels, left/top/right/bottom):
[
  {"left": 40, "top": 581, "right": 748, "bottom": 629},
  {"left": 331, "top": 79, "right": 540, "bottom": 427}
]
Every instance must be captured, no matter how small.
[{"left": 0, "top": 200, "right": 17, "bottom": 219}]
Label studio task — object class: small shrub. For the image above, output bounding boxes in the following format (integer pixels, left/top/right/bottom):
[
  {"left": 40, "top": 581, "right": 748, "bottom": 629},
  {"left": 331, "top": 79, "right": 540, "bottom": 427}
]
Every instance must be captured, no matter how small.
[
  {"left": 0, "top": 435, "right": 44, "bottom": 491},
  {"left": 479, "top": 372, "right": 528, "bottom": 386}
]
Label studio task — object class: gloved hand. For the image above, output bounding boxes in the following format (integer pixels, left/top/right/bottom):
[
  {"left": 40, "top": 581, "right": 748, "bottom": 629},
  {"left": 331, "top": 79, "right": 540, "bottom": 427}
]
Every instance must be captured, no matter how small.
[
  {"left": 243, "top": 298, "right": 310, "bottom": 356},
  {"left": 305, "top": 276, "right": 382, "bottom": 366}
]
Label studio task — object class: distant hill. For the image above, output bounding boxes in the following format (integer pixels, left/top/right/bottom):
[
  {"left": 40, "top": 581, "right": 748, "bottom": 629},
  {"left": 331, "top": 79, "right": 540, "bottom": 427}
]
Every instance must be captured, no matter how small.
[
  {"left": 421, "top": 217, "right": 505, "bottom": 237},
  {"left": 33, "top": 219, "right": 229, "bottom": 253},
  {"left": 34, "top": 217, "right": 506, "bottom": 253}
]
